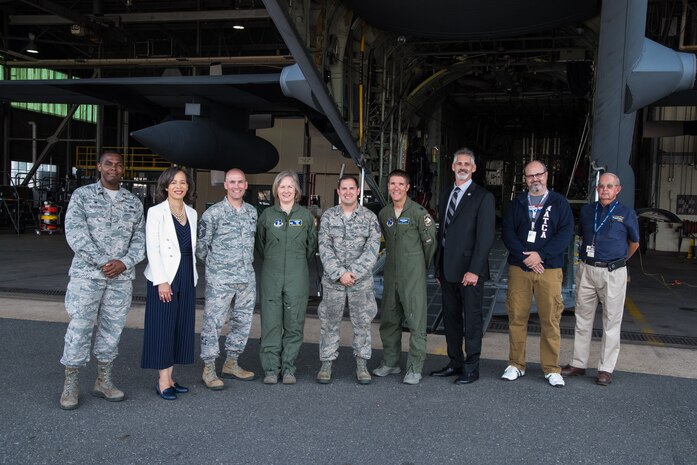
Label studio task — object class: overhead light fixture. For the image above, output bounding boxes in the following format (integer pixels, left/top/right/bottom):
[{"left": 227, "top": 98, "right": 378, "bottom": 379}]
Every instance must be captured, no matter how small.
[
  {"left": 233, "top": 25, "right": 245, "bottom": 30},
  {"left": 26, "top": 33, "right": 39, "bottom": 54}
]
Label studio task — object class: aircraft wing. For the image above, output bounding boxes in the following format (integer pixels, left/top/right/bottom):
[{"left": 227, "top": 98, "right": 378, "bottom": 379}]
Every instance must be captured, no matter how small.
[
  {"left": 0, "top": 73, "right": 304, "bottom": 116},
  {"left": 0, "top": 67, "right": 328, "bottom": 173}
]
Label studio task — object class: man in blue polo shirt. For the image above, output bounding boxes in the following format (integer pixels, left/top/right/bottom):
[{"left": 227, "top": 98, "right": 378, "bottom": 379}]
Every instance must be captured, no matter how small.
[{"left": 562, "top": 172, "right": 639, "bottom": 386}]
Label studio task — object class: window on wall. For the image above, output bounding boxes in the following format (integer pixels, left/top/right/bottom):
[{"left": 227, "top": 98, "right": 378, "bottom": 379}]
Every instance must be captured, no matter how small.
[
  {"left": 11, "top": 160, "right": 58, "bottom": 188},
  {"left": 0, "top": 67, "right": 97, "bottom": 124}
]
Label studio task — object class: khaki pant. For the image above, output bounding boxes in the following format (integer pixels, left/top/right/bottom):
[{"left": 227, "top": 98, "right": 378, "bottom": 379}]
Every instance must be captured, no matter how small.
[
  {"left": 571, "top": 262, "right": 627, "bottom": 373},
  {"left": 506, "top": 266, "right": 564, "bottom": 375}
]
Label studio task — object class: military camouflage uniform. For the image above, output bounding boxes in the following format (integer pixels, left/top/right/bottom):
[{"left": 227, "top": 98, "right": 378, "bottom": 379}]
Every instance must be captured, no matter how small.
[
  {"left": 196, "top": 198, "right": 257, "bottom": 363},
  {"left": 61, "top": 182, "right": 145, "bottom": 368},
  {"left": 378, "top": 198, "right": 437, "bottom": 374},
  {"left": 317, "top": 204, "right": 381, "bottom": 361}
]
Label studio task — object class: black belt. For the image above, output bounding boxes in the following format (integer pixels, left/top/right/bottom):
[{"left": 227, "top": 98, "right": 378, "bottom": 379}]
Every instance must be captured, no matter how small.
[{"left": 582, "top": 258, "right": 626, "bottom": 271}]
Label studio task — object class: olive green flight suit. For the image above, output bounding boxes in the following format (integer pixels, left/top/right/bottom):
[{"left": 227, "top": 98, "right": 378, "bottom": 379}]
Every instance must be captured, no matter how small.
[
  {"left": 378, "top": 198, "right": 437, "bottom": 374},
  {"left": 256, "top": 203, "right": 317, "bottom": 375}
]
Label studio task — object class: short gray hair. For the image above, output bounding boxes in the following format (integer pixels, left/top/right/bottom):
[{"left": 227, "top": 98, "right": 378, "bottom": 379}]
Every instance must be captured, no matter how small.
[
  {"left": 600, "top": 172, "right": 621, "bottom": 186},
  {"left": 453, "top": 147, "right": 476, "bottom": 165}
]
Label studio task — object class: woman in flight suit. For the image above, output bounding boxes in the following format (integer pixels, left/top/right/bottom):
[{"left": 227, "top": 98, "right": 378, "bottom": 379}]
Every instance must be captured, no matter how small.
[{"left": 256, "top": 170, "right": 317, "bottom": 385}]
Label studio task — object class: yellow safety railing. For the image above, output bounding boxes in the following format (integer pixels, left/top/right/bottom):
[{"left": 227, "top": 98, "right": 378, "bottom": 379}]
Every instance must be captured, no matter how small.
[{"left": 75, "top": 146, "right": 173, "bottom": 177}]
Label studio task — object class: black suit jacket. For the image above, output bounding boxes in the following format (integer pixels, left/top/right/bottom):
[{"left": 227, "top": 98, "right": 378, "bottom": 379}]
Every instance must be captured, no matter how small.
[{"left": 436, "top": 182, "right": 496, "bottom": 283}]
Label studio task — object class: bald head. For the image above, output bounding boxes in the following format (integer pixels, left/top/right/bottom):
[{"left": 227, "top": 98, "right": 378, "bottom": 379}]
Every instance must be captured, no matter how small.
[
  {"left": 224, "top": 168, "right": 248, "bottom": 206},
  {"left": 226, "top": 168, "right": 246, "bottom": 182}
]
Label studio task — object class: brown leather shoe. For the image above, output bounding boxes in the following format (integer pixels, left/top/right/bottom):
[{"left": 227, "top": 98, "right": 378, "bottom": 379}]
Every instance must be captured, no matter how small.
[
  {"left": 560, "top": 364, "right": 586, "bottom": 377},
  {"left": 596, "top": 371, "right": 612, "bottom": 386}
]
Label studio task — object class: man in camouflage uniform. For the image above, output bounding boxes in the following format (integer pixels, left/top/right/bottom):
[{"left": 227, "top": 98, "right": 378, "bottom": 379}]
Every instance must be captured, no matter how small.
[
  {"left": 196, "top": 168, "right": 257, "bottom": 390},
  {"left": 316, "top": 175, "right": 381, "bottom": 385},
  {"left": 59, "top": 152, "right": 145, "bottom": 410},
  {"left": 374, "top": 169, "right": 437, "bottom": 385}
]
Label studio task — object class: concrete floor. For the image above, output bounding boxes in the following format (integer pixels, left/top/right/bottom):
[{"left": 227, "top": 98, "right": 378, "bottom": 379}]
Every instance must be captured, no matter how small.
[{"left": 1, "top": 229, "right": 696, "bottom": 344}]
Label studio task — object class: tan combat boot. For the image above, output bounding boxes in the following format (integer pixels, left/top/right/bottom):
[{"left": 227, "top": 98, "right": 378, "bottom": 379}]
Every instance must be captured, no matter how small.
[
  {"left": 221, "top": 357, "right": 256, "bottom": 381},
  {"left": 202, "top": 362, "right": 224, "bottom": 390},
  {"left": 92, "top": 361, "right": 125, "bottom": 402},
  {"left": 316, "top": 361, "right": 332, "bottom": 384},
  {"left": 60, "top": 367, "right": 79, "bottom": 410},
  {"left": 356, "top": 358, "right": 371, "bottom": 385}
]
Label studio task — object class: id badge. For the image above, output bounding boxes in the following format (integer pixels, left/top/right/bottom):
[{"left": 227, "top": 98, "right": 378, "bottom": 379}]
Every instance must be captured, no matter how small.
[
  {"left": 527, "top": 230, "right": 537, "bottom": 243},
  {"left": 586, "top": 245, "right": 595, "bottom": 258}
]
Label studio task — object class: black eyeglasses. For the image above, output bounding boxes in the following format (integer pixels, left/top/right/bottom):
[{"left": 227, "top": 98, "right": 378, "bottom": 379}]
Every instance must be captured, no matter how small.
[{"left": 524, "top": 171, "right": 547, "bottom": 180}]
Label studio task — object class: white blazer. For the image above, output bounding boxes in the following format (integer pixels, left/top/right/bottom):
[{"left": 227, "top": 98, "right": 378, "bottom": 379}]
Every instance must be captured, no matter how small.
[{"left": 143, "top": 200, "right": 199, "bottom": 286}]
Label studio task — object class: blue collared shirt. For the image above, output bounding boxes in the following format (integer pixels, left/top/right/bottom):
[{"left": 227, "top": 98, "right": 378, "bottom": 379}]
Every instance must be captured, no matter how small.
[{"left": 578, "top": 200, "right": 639, "bottom": 262}]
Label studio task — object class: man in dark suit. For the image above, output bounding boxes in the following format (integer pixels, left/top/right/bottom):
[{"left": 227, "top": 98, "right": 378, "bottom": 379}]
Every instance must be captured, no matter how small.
[{"left": 431, "top": 148, "right": 495, "bottom": 384}]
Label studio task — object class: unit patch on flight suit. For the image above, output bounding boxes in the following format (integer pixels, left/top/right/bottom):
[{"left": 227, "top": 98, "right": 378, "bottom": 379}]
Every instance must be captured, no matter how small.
[
  {"left": 273, "top": 219, "right": 284, "bottom": 227},
  {"left": 386, "top": 218, "right": 395, "bottom": 227}
]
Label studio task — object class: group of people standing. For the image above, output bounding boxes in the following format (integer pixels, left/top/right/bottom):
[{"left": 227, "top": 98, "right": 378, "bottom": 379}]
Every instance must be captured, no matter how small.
[
  {"left": 431, "top": 154, "right": 639, "bottom": 389},
  {"left": 58, "top": 147, "right": 639, "bottom": 410},
  {"left": 58, "top": 153, "right": 319, "bottom": 409}
]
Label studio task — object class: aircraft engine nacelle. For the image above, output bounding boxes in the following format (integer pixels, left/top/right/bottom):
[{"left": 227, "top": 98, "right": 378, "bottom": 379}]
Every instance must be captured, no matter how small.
[{"left": 131, "top": 119, "right": 279, "bottom": 173}]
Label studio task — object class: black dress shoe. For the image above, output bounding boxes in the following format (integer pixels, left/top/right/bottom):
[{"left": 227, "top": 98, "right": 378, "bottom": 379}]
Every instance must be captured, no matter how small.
[
  {"left": 430, "top": 366, "right": 463, "bottom": 377},
  {"left": 171, "top": 383, "right": 189, "bottom": 393},
  {"left": 454, "top": 372, "right": 479, "bottom": 385},
  {"left": 155, "top": 382, "right": 177, "bottom": 400}
]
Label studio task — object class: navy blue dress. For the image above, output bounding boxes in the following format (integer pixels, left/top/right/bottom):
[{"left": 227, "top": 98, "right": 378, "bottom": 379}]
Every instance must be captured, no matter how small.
[{"left": 141, "top": 215, "right": 195, "bottom": 369}]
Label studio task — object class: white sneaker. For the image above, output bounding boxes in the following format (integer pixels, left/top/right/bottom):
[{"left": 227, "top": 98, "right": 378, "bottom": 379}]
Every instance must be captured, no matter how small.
[
  {"left": 501, "top": 365, "right": 525, "bottom": 381},
  {"left": 545, "top": 372, "right": 565, "bottom": 387}
]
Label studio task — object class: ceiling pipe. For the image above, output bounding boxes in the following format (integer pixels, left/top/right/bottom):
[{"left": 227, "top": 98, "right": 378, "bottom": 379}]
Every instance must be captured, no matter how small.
[
  {"left": 2, "top": 55, "right": 295, "bottom": 69},
  {"left": 8, "top": 9, "right": 270, "bottom": 26}
]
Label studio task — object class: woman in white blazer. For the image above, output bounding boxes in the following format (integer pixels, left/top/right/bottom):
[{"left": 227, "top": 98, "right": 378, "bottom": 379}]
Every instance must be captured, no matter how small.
[{"left": 141, "top": 166, "right": 198, "bottom": 400}]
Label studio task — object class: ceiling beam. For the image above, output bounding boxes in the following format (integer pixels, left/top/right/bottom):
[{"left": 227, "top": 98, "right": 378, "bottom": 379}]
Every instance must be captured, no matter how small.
[
  {"left": 9, "top": 9, "right": 270, "bottom": 26},
  {"left": 18, "top": 0, "right": 129, "bottom": 42},
  {"left": 1, "top": 54, "right": 294, "bottom": 69}
]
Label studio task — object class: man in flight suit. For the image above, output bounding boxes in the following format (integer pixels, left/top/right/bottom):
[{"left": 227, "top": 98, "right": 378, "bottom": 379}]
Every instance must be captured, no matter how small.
[{"left": 373, "top": 169, "right": 437, "bottom": 385}]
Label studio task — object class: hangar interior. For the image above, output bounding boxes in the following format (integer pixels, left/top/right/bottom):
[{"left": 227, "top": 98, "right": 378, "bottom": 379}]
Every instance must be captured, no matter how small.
[
  {"left": 0, "top": 0, "right": 697, "bottom": 248},
  {"left": 0, "top": 0, "right": 696, "bottom": 330},
  {"left": 0, "top": 1, "right": 696, "bottom": 248}
]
